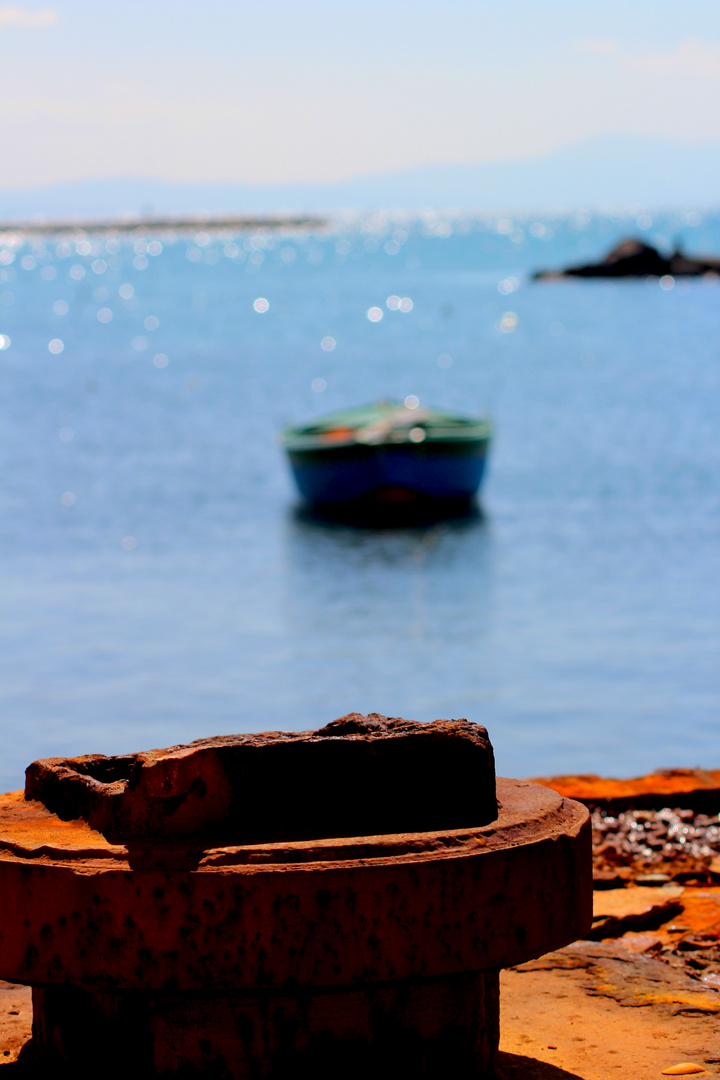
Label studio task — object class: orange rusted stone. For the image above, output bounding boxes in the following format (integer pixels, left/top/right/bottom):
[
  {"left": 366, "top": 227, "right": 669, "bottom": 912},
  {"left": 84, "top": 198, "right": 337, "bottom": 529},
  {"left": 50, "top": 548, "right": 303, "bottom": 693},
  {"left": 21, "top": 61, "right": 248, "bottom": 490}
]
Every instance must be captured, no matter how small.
[
  {"left": 532, "top": 768, "right": 720, "bottom": 812},
  {"left": 0, "top": 716, "right": 592, "bottom": 1078}
]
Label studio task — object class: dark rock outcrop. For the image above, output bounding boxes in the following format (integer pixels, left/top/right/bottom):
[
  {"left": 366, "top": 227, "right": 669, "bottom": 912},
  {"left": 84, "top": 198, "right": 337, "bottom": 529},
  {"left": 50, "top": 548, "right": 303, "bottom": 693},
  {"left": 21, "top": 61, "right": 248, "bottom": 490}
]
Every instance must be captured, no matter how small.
[{"left": 533, "top": 238, "right": 720, "bottom": 280}]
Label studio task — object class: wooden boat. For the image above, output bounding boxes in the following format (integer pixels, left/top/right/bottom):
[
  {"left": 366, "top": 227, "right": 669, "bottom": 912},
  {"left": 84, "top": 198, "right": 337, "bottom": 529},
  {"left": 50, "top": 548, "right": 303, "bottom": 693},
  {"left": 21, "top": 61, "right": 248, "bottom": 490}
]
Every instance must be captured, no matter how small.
[{"left": 281, "top": 400, "right": 492, "bottom": 509}]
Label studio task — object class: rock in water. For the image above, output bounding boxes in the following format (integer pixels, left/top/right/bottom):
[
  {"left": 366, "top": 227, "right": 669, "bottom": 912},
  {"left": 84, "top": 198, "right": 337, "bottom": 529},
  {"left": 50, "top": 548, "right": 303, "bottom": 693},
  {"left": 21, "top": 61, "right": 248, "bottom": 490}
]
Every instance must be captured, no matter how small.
[{"left": 533, "top": 238, "right": 720, "bottom": 280}]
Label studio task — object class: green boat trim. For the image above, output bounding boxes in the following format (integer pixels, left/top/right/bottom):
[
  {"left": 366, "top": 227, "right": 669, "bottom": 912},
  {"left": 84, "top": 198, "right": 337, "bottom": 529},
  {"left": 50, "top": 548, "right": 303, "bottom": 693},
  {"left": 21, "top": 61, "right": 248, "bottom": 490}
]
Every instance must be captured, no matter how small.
[{"left": 281, "top": 400, "right": 492, "bottom": 452}]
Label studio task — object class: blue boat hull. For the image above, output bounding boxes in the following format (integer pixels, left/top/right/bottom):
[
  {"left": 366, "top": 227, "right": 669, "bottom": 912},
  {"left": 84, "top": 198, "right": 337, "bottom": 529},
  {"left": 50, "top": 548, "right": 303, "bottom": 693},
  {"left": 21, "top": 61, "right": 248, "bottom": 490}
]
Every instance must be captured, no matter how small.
[{"left": 288, "top": 442, "right": 489, "bottom": 506}]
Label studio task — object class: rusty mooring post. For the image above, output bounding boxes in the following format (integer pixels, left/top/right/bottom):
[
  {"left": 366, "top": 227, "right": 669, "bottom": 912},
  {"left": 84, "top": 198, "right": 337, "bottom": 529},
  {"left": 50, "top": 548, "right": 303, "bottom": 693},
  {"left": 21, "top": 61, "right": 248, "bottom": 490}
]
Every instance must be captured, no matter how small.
[{"left": 0, "top": 715, "right": 592, "bottom": 1078}]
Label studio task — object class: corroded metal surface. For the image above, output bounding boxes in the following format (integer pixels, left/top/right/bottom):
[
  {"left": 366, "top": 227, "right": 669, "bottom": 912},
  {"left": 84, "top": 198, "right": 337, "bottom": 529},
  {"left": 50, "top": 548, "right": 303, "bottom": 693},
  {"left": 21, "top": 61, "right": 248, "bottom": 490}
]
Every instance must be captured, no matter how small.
[
  {"left": 25, "top": 714, "right": 497, "bottom": 842},
  {"left": 30, "top": 972, "right": 500, "bottom": 1079},
  {"left": 0, "top": 779, "right": 590, "bottom": 991},
  {"left": 0, "top": 716, "right": 592, "bottom": 1077}
]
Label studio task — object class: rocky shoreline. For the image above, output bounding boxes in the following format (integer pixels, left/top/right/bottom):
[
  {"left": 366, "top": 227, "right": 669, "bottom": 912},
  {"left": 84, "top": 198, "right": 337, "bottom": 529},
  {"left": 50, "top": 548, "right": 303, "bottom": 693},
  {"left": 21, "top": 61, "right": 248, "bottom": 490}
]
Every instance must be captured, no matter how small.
[
  {"left": 496, "top": 768, "right": 720, "bottom": 1079},
  {"left": 535, "top": 768, "right": 720, "bottom": 878},
  {"left": 533, "top": 769, "right": 720, "bottom": 1005}
]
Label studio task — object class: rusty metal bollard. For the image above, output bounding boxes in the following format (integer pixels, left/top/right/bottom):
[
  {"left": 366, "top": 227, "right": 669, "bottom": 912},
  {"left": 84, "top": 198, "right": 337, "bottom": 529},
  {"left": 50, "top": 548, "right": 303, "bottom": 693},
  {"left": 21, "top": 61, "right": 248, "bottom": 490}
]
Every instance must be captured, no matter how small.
[{"left": 0, "top": 715, "right": 592, "bottom": 1077}]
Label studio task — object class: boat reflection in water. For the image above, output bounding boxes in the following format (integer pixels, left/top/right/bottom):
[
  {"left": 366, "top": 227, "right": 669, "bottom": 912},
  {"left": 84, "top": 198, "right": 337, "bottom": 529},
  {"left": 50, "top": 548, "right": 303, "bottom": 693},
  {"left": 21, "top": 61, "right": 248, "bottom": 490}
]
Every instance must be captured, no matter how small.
[{"left": 281, "top": 400, "right": 492, "bottom": 527}]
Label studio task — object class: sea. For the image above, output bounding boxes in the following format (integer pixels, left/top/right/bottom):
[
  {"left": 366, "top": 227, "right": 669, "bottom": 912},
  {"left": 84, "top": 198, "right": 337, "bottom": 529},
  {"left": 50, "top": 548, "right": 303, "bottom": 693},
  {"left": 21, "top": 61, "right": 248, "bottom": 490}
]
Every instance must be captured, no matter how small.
[{"left": 1, "top": 210, "right": 719, "bottom": 793}]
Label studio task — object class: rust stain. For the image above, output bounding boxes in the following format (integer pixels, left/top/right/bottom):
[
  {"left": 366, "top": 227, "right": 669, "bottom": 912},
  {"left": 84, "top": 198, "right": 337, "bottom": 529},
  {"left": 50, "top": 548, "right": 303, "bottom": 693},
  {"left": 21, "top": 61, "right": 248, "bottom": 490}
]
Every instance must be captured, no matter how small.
[{"left": 0, "top": 716, "right": 593, "bottom": 1075}]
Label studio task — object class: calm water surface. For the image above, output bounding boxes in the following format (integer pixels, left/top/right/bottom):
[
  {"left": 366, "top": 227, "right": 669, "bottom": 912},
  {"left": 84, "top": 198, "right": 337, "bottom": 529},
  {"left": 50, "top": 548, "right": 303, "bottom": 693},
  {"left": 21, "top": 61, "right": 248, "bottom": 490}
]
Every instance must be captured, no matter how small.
[{"left": 1, "top": 212, "right": 719, "bottom": 791}]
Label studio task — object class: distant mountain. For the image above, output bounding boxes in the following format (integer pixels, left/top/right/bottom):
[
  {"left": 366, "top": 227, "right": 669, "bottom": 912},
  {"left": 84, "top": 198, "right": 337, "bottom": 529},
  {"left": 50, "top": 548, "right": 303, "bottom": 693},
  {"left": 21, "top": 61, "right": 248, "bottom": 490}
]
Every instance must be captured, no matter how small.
[{"left": 1, "top": 135, "right": 719, "bottom": 221}]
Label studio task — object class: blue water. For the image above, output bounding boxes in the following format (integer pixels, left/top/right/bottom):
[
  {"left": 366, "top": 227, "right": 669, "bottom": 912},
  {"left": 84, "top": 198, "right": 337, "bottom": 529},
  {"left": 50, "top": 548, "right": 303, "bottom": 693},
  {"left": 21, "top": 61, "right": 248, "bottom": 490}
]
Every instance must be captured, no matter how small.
[{"left": 2, "top": 212, "right": 719, "bottom": 792}]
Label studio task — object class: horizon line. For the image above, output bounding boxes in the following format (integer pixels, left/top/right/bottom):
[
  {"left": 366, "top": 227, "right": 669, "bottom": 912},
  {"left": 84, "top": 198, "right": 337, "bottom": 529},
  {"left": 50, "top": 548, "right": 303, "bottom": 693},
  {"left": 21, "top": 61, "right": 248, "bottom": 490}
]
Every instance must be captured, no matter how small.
[{"left": 3, "top": 132, "right": 720, "bottom": 197}]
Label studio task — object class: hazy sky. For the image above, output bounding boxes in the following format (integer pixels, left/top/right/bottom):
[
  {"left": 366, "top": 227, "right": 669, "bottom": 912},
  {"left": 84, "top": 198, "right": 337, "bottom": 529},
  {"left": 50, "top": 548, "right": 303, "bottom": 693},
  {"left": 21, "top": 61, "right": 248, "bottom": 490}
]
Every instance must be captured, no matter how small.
[{"left": 3, "top": 0, "right": 720, "bottom": 188}]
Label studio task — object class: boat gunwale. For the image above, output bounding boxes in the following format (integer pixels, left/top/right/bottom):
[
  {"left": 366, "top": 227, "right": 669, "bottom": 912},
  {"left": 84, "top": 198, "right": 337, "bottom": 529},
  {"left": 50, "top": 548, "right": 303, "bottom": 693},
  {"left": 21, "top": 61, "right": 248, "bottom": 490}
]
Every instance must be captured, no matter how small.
[{"left": 282, "top": 423, "right": 493, "bottom": 452}]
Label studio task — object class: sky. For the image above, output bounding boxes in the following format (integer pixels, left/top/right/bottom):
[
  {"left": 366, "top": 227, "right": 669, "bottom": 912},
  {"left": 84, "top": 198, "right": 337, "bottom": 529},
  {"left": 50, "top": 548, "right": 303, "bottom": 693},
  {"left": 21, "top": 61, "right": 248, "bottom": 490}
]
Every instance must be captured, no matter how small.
[{"left": 2, "top": 0, "right": 720, "bottom": 189}]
